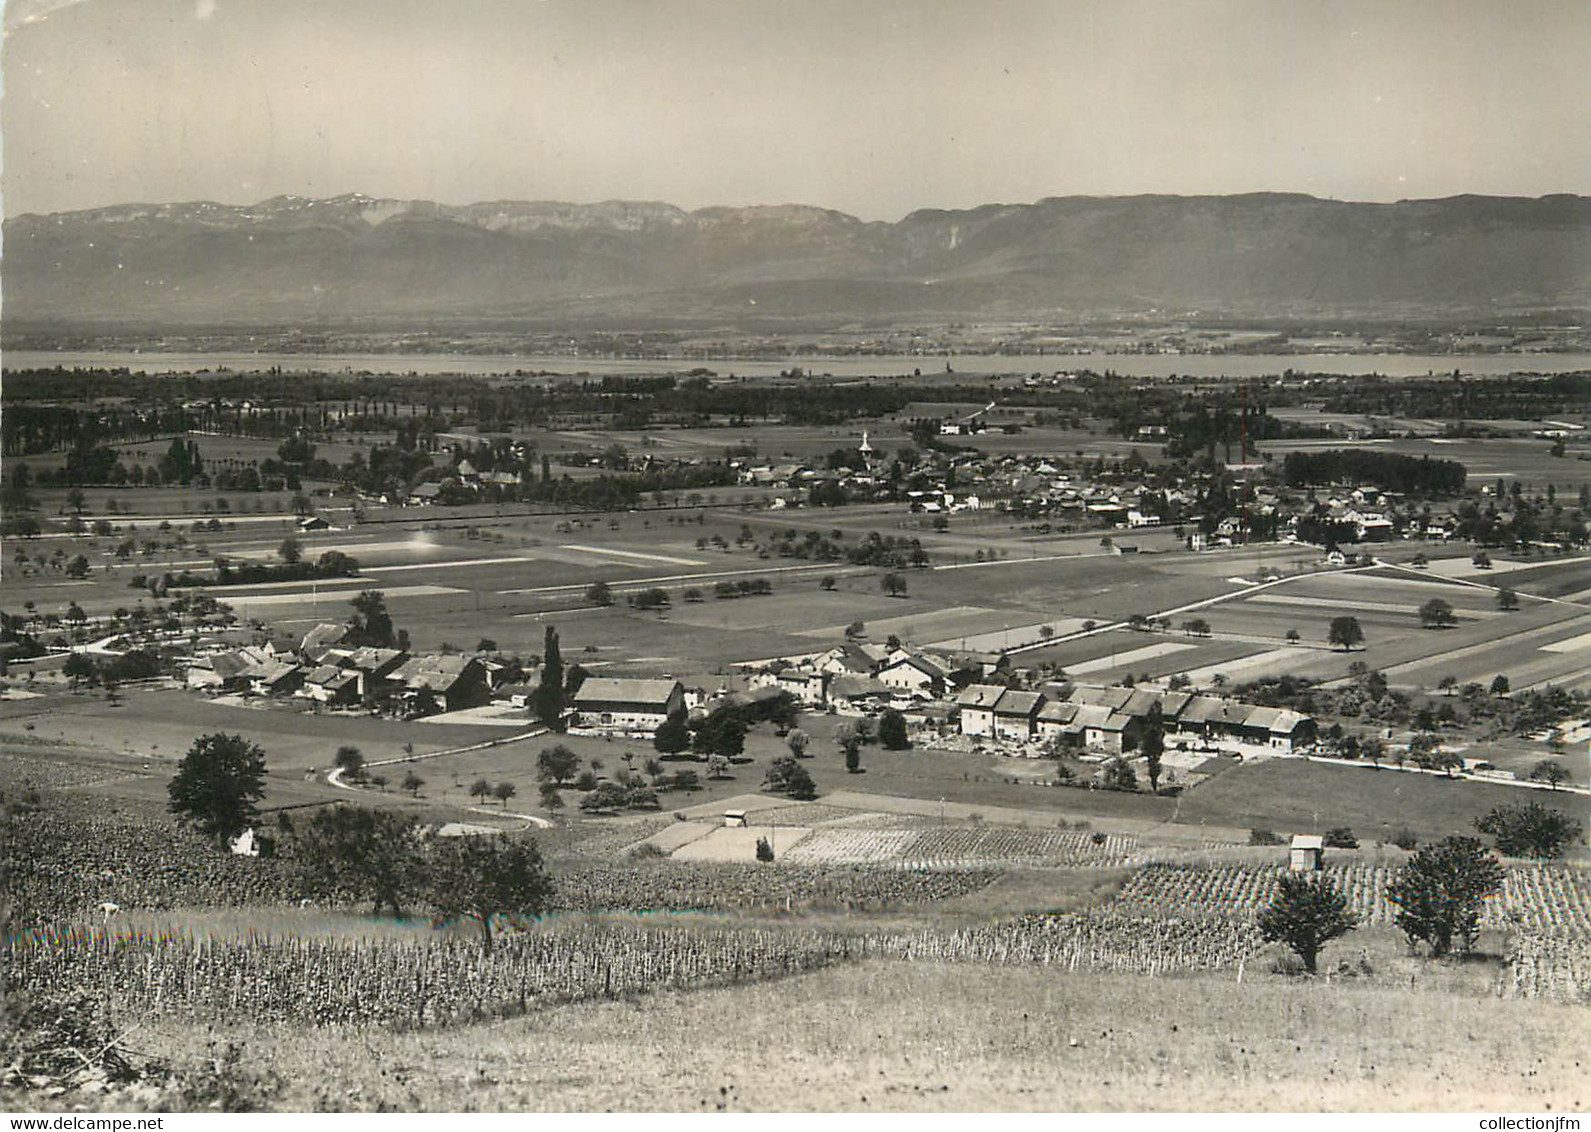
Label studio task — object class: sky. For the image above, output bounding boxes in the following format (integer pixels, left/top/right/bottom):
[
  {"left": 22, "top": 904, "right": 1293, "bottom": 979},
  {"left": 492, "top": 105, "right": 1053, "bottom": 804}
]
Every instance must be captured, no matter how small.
[{"left": 2, "top": 0, "right": 1588, "bottom": 219}]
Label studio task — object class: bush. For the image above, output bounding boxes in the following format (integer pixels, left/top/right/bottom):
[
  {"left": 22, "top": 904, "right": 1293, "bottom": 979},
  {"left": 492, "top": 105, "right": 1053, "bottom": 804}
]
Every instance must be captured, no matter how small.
[
  {"left": 755, "top": 837, "right": 775, "bottom": 863},
  {"left": 1248, "top": 828, "right": 1283, "bottom": 846},
  {"left": 1323, "top": 827, "right": 1359, "bottom": 849},
  {"left": 1390, "top": 828, "right": 1419, "bottom": 851}
]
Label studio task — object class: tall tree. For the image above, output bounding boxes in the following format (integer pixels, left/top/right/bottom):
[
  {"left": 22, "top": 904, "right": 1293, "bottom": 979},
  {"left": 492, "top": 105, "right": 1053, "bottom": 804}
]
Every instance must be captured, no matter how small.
[
  {"left": 878, "top": 708, "right": 910, "bottom": 750},
  {"left": 1418, "top": 598, "right": 1456, "bottom": 629},
  {"left": 347, "top": 589, "right": 396, "bottom": 648},
  {"left": 533, "top": 626, "right": 564, "bottom": 725},
  {"left": 167, "top": 732, "right": 267, "bottom": 842},
  {"left": 426, "top": 835, "right": 555, "bottom": 954},
  {"left": 1141, "top": 702, "right": 1165, "bottom": 794}
]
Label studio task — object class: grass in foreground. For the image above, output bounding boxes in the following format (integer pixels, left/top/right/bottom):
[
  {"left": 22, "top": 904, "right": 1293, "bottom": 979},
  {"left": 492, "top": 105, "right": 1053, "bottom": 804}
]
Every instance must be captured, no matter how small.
[{"left": 123, "top": 958, "right": 1589, "bottom": 1112}]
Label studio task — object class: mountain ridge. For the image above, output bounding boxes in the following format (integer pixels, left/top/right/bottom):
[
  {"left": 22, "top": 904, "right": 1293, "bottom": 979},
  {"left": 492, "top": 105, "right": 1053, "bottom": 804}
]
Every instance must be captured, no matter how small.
[{"left": 6, "top": 192, "right": 1590, "bottom": 325}]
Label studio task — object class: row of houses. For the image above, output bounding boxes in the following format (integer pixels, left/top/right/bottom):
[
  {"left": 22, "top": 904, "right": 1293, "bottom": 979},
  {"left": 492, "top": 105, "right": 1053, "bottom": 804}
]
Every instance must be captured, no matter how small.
[{"left": 957, "top": 683, "right": 1316, "bottom": 754}]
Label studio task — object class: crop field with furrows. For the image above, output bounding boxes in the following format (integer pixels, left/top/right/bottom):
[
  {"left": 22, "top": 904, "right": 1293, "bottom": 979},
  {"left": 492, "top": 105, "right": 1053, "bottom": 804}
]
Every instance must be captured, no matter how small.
[
  {"left": 9, "top": 922, "right": 858, "bottom": 1029},
  {"left": 0, "top": 748, "right": 147, "bottom": 791},
  {"left": 1503, "top": 934, "right": 1591, "bottom": 1003},
  {"left": 861, "top": 912, "right": 1264, "bottom": 974},
  {"left": 547, "top": 860, "right": 998, "bottom": 913},
  {"left": 778, "top": 826, "right": 1138, "bottom": 868},
  {"left": 1109, "top": 863, "right": 1591, "bottom": 935},
  {"left": 778, "top": 828, "right": 920, "bottom": 864}
]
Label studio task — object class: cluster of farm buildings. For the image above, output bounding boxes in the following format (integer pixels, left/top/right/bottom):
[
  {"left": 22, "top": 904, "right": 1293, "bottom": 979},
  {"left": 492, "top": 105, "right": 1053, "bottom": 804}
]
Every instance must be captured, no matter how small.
[{"left": 184, "top": 627, "right": 1316, "bottom": 759}]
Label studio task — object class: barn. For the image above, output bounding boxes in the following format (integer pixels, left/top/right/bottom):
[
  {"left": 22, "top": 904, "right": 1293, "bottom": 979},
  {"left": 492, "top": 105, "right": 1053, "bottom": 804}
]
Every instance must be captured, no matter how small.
[{"left": 572, "top": 677, "right": 685, "bottom": 736}]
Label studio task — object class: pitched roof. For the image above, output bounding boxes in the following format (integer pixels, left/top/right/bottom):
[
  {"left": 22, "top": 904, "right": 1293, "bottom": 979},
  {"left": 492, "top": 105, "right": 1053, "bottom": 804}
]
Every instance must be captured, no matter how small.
[
  {"left": 956, "top": 683, "right": 1007, "bottom": 709},
  {"left": 1071, "top": 704, "right": 1117, "bottom": 728},
  {"left": 994, "top": 690, "right": 1045, "bottom": 716},
  {"left": 343, "top": 646, "right": 404, "bottom": 672},
  {"left": 300, "top": 623, "right": 350, "bottom": 652},
  {"left": 305, "top": 665, "right": 358, "bottom": 689},
  {"left": 1240, "top": 705, "right": 1287, "bottom": 731},
  {"left": 572, "top": 677, "right": 682, "bottom": 708},
  {"left": 1037, "top": 701, "right": 1080, "bottom": 724},
  {"left": 1268, "top": 710, "right": 1310, "bottom": 734},
  {"left": 1068, "top": 685, "right": 1134, "bottom": 710},
  {"left": 250, "top": 659, "right": 301, "bottom": 685},
  {"left": 391, "top": 654, "right": 478, "bottom": 688},
  {"left": 205, "top": 652, "right": 251, "bottom": 679},
  {"left": 829, "top": 675, "right": 891, "bottom": 699},
  {"left": 881, "top": 653, "right": 950, "bottom": 679}
]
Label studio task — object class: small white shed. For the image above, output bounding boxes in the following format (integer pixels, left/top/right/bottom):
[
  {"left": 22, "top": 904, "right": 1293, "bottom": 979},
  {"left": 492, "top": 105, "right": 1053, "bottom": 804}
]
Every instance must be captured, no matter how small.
[
  {"left": 1289, "top": 834, "right": 1324, "bottom": 872},
  {"left": 723, "top": 809, "right": 748, "bottom": 828}
]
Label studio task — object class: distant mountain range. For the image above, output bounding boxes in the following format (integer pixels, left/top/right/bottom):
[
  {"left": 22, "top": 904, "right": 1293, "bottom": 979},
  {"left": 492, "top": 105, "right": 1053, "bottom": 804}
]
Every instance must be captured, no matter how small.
[{"left": 5, "top": 192, "right": 1589, "bottom": 326}]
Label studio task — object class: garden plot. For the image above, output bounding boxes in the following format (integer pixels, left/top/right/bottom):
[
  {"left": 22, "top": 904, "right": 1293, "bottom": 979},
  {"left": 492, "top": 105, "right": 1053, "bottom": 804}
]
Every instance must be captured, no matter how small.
[
  {"left": 636, "top": 821, "right": 721, "bottom": 855},
  {"left": 780, "top": 828, "right": 919, "bottom": 865},
  {"left": 670, "top": 825, "right": 812, "bottom": 862}
]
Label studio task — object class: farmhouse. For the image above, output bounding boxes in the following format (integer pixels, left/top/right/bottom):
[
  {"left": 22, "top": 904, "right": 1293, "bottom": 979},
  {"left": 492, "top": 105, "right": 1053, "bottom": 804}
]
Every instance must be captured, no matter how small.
[
  {"left": 755, "top": 666, "right": 829, "bottom": 705},
  {"left": 246, "top": 658, "right": 304, "bottom": 698},
  {"left": 297, "top": 664, "right": 360, "bottom": 706},
  {"left": 991, "top": 689, "right": 1046, "bottom": 741},
  {"left": 1035, "top": 699, "right": 1082, "bottom": 743},
  {"left": 1073, "top": 704, "right": 1142, "bottom": 754},
  {"left": 300, "top": 622, "right": 352, "bottom": 660},
  {"left": 341, "top": 646, "right": 408, "bottom": 690},
  {"left": 387, "top": 655, "right": 489, "bottom": 714},
  {"left": 876, "top": 652, "right": 950, "bottom": 698},
  {"left": 572, "top": 677, "right": 685, "bottom": 736},
  {"left": 956, "top": 683, "right": 1008, "bottom": 737},
  {"left": 185, "top": 651, "right": 252, "bottom": 692},
  {"left": 813, "top": 643, "right": 888, "bottom": 676}
]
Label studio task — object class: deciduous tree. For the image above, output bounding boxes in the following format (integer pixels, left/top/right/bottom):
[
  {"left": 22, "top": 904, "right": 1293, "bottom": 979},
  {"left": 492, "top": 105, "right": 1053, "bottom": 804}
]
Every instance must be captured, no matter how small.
[
  {"left": 1475, "top": 802, "right": 1582, "bottom": 859},
  {"left": 426, "top": 835, "right": 555, "bottom": 954},
  {"left": 1385, "top": 836, "right": 1504, "bottom": 957},
  {"left": 167, "top": 732, "right": 267, "bottom": 842},
  {"left": 1257, "top": 873, "right": 1358, "bottom": 974}
]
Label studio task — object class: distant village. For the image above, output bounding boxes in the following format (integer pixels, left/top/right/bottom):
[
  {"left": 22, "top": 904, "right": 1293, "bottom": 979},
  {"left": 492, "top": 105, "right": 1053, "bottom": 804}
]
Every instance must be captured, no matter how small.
[{"left": 386, "top": 400, "right": 1581, "bottom": 554}]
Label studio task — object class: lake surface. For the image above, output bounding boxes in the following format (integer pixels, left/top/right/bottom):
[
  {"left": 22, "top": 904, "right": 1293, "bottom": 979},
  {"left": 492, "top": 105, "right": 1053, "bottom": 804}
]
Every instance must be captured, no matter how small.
[{"left": 4, "top": 349, "right": 1589, "bottom": 379}]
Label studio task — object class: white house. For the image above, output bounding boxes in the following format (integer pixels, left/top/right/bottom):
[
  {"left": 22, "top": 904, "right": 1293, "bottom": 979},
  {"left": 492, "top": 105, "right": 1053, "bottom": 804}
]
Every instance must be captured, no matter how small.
[
  {"left": 876, "top": 653, "right": 950, "bottom": 698},
  {"left": 991, "top": 690, "right": 1046, "bottom": 741},
  {"left": 956, "top": 684, "right": 1007, "bottom": 738}
]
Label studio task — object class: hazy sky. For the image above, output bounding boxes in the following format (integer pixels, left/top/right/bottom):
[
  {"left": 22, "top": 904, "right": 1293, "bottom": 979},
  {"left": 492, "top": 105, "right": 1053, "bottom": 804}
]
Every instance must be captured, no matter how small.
[{"left": 3, "top": 0, "right": 1588, "bottom": 218}]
